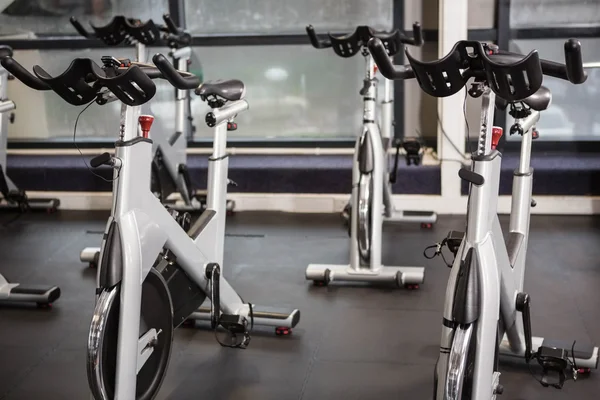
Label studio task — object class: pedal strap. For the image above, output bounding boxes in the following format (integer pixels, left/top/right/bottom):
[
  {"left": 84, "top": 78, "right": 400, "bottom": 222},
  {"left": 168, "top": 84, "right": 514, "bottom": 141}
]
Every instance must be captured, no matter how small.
[{"left": 206, "top": 262, "right": 253, "bottom": 349}]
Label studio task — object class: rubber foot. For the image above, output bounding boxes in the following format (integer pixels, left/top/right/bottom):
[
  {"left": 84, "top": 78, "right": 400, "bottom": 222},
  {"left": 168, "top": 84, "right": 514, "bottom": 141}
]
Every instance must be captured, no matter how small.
[
  {"left": 421, "top": 223, "right": 433, "bottom": 229},
  {"left": 275, "top": 327, "right": 291, "bottom": 336},
  {"left": 578, "top": 368, "right": 591, "bottom": 375}
]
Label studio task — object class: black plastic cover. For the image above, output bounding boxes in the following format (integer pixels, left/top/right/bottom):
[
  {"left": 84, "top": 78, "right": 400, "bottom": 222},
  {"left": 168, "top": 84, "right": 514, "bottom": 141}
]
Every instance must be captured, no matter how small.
[
  {"left": 452, "top": 247, "right": 479, "bottom": 325},
  {"left": 328, "top": 26, "right": 405, "bottom": 58},
  {"left": 32, "top": 58, "right": 156, "bottom": 106},
  {"left": 406, "top": 40, "right": 543, "bottom": 101},
  {"left": 88, "top": 16, "right": 130, "bottom": 45}
]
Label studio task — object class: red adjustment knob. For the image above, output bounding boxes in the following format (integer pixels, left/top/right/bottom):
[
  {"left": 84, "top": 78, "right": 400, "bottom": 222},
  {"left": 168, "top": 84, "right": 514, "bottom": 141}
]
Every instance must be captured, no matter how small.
[
  {"left": 491, "top": 126, "right": 503, "bottom": 149},
  {"left": 139, "top": 115, "right": 154, "bottom": 138},
  {"left": 373, "top": 64, "right": 378, "bottom": 74}
]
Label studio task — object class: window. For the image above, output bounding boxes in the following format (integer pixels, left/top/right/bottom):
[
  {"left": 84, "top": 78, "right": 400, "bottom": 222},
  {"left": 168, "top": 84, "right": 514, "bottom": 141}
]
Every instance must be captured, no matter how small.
[
  {"left": 184, "top": 0, "right": 393, "bottom": 35},
  {"left": 8, "top": 45, "right": 374, "bottom": 141},
  {"left": 507, "top": 38, "right": 600, "bottom": 141},
  {"left": 510, "top": 0, "right": 600, "bottom": 29},
  {"left": 0, "top": 0, "right": 168, "bottom": 36}
]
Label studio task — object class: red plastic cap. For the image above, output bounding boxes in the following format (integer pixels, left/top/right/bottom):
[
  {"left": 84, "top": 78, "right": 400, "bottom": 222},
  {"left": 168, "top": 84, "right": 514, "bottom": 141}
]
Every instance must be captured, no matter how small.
[
  {"left": 491, "top": 126, "right": 503, "bottom": 149},
  {"left": 139, "top": 115, "right": 154, "bottom": 138},
  {"left": 373, "top": 64, "right": 378, "bottom": 74}
]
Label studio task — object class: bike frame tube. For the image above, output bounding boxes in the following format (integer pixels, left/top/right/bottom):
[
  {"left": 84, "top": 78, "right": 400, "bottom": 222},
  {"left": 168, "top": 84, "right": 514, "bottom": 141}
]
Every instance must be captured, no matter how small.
[
  {"left": 0, "top": 65, "right": 16, "bottom": 193},
  {"left": 110, "top": 103, "right": 248, "bottom": 399},
  {"left": 438, "top": 88, "right": 537, "bottom": 398}
]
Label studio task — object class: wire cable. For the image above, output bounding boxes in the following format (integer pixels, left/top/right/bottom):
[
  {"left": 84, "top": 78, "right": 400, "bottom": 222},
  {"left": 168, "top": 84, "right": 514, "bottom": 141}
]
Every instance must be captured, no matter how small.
[{"left": 72, "top": 98, "right": 120, "bottom": 183}]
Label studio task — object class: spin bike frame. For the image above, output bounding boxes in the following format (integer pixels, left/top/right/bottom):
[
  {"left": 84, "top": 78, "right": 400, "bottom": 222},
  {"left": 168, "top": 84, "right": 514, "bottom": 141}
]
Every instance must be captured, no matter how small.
[
  {"left": 436, "top": 89, "right": 598, "bottom": 399},
  {"left": 96, "top": 93, "right": 298, "bottom": 398},
  {"left": 305, "top": 51, "right": 429, "bottom": 286}
]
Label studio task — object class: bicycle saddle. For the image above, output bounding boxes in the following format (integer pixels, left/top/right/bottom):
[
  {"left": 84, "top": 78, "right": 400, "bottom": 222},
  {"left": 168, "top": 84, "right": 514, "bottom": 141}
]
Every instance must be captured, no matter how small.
[
  {"left": 521, "top": 85, "right": 551, "bottom": 111},
  {"left": 195, "top": 79, "right": 245, "bottom": 101},
  {"left": 0, "top": 45, "right": 12, "bottom": 58}
]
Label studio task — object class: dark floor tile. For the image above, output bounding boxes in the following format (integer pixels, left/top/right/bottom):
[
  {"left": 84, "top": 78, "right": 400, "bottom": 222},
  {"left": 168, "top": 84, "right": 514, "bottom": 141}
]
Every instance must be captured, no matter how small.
[
  {"left": 318, "top": 308, "right": 440, "bottom": 365},
  {"left": 2, "top": 349, "right": 89, "bottom": 400},
  {"left": 0, "top": 345, "right": 50, "bottom": 399},
  {"left": 301, "top": 360, "right": 433, "bottom": 400},
  {"left": 159, "top": 353, "right": 311, "bottom": 400}
]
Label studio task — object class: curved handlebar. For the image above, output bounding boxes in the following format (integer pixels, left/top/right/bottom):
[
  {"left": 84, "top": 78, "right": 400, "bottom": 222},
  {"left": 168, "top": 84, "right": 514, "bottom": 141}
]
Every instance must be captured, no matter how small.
[
  {"left": 0, "top": 57, "right": 50, "bottom": 90},
  {"left": 69, "top": 16, "right": 93, "bottom": 38},
  {"left": 367, "top": 38, "right": 415, "bottom": 80},
  {"left": 493, "top": 39, "right": 586, "bottom": 84},
  {"left": 151, "top": 54, "right": 200, "bottom": 89},
  {"left": 306, "top": 25, "right": 331, "bottom": 49},
  {"left": 162, "top": 14, "right": 180, "bottom": 34},
  {"left": 406, "top": 23, "right": 423, "bottom": 46}
]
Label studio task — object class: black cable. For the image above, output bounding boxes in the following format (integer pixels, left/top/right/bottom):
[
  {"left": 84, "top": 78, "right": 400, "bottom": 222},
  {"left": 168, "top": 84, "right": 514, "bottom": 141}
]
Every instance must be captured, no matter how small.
[
  {"left": 72, "top": 98, "right": 120, "bottom": 183},
  {"left": 414, "top": 129, "right": 467, "bottom": 165}
]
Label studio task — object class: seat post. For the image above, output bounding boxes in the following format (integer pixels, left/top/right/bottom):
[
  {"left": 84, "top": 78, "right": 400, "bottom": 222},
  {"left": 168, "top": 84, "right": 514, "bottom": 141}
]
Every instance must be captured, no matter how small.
[{"left": 516, "top": 111, "right": 540, "bottom": 175}]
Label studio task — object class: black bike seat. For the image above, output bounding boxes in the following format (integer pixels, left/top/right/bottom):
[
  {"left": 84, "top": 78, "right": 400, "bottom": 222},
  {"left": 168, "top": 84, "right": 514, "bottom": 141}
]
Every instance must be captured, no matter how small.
[
  {"left": 195, "top": 79, "right": 245, "bottom": 101},
  {"left": 0, "top": 45, "right": 13, "bottom": 58},
  {"left": 522, "top": 85, "right": 551, "bottom": 111}
]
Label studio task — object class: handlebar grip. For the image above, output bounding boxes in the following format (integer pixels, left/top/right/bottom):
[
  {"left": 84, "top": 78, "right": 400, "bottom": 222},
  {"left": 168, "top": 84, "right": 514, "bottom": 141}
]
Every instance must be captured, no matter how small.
[
  {"left": 70, "top": 16, "right": 93, "bottom": 38},
  {"left": 306, "top": 25, "right": 331, "bottom": 49},
  {"left": 162, "top": 14, "right": 180, "bottom": 34},
  {"left": 564, "top": 38, "right": 587, "bottom": 84},
  {"left": 152, "top": 53, "right": 200, "bottom": 89},
  {"left": 367, "top": 38, "right": 415, "bottom": 80},
  {"left": 0, "top": 57, "right": 50, "bottom": 91},
  {"left": 410, "top": 22, "right": 423, "bottom": 46}
]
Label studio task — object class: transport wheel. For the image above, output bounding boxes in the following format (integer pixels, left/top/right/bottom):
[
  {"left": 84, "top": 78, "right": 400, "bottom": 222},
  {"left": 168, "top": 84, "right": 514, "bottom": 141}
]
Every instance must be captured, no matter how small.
[
  {"left": 357, "top": 173, "right": 373, "bottom": 264},
  {"left": 87, "top": 268, "right": 174, "bottom": 400}
]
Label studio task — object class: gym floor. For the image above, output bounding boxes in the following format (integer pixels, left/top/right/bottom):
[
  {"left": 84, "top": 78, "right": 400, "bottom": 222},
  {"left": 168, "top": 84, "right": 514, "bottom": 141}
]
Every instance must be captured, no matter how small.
[{"left": 0, "top": 211, "right": 599, "bottom": 400}]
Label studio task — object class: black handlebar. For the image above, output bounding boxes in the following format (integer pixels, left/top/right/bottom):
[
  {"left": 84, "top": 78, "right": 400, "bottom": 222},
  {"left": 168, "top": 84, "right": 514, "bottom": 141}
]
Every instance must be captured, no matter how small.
[
  {"left": 306, "top": 25, "right": 331, "bottom": 49},
  {"left": 407, "top": 22, "right": 423, "bottom": 46},
  {"left": 152, "top": 54, "right": 200, "bottom": 89},
  {"left": 306, "top": 22, "right": 423, "bottom": 57},
  {"left": 69, "top": 16, "right": 93, "bottom": 38},
  {"left": 368, "top": 37, "right": 587, "bottom": 101},
  {"left": 367, "top": 37, "right": 415, "bottom": 80},
  {"left": 493, "top": 39, "right": 586, "bottom": 84},
  {"left": 162, "top": 14, "right": 180, "bottom": 35},
  {"left": 1, "top": 53, "right": 198, "bottom": 106},
  {"left": 70, "top": 14, "right": 190, "bottom": 47},
  {"left": 0, "top": 57, "right": 50, "bottom": 91}
]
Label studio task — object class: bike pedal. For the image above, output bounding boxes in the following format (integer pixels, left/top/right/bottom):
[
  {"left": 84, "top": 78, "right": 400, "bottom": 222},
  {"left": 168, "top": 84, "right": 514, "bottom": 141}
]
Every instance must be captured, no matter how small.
[{"left": 219, "top": 314, "right": 248, "bottom": 334}]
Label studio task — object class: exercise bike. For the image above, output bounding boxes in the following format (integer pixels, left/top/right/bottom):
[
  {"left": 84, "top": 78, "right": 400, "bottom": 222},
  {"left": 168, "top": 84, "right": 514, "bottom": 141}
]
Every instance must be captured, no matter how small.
[
  {"left": 305, "top": 23, "right": 436, "bottom": 287},
  {"left": 2, "top": 51, "right": 300, "bottom": 399},
  {"left": 71, "top": 14, "right": 220, "bottom": 268},
  {"left": 0, "top": 46, "right": 61, "bottom": 307},
  {"left": 369, "top": 36, "right": 599, "bottom": 399}
]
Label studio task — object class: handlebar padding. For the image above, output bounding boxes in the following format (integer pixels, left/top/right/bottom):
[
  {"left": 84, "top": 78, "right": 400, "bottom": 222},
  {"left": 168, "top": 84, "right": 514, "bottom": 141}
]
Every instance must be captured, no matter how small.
[
  {"left": 152, "top": 54, "right": 200, "bottom": 89},
  {"left": 367, "top": 38, "right": 415, "bottom": 80},
  {"left": 0, "top": 57, "right": 50, "bottom": 90}
]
